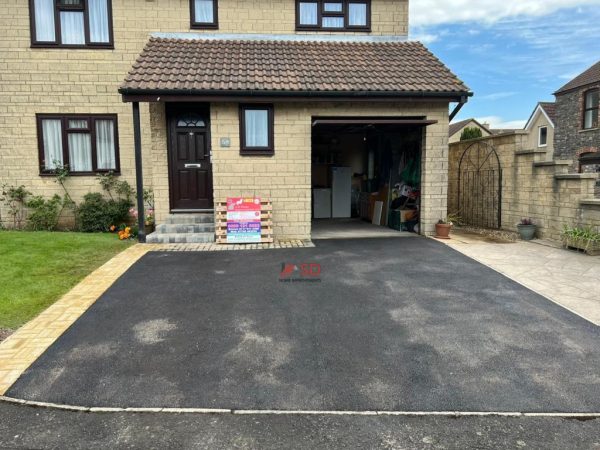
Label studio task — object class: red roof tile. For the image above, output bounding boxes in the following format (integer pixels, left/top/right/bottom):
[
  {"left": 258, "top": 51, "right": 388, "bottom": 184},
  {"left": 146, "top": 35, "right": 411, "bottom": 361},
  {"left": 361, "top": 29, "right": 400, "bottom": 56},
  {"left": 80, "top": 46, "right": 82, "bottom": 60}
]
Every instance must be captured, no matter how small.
[{"left": 120, "top": 37, "right": 470, "bottom": 98}]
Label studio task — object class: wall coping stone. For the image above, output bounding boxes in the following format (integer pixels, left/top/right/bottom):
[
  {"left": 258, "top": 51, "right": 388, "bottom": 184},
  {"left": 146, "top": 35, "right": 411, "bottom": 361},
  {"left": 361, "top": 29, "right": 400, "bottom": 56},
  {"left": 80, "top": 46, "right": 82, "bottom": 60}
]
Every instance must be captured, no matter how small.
[
  {"left": 533, "top": 160, "right": 573, "bottom": 167},
  {"left": 515, "top": 148, "right": 548, "bottom": 155},
  {"left": 555, "top": 173, "right": 599, "bottom": 180},
  {"left": 580, "top": 199, "right": 600, "bottom": 206}
]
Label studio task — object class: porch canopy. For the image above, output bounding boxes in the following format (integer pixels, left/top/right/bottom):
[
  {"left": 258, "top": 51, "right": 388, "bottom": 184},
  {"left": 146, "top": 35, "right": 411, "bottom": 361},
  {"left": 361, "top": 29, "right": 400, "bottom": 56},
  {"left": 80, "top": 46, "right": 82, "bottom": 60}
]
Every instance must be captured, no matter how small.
[{"left": 119, "top": 36, "right": 472, "bottom": 241}]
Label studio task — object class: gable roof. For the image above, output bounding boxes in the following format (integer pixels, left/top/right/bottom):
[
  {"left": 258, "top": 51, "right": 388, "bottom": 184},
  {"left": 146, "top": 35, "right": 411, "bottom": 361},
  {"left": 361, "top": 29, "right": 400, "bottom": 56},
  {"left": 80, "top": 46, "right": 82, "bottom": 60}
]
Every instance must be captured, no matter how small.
[
  {"left": 448, "top": 118, "right": 491, "bottom": 137},
  {"left": 524, "top": 102, "right": 556, "bottom": 130},
  {"left": 120, "top": 37, "right": 471, "bottom": 100},
  {"left": 554, "top": 60, "right": 600, "bottom": 95}
]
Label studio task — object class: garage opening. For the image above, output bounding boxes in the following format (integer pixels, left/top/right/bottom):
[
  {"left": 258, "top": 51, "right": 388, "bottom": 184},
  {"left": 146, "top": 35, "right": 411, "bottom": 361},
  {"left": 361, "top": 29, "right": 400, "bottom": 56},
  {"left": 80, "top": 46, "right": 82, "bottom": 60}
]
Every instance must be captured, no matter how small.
[{"left": 311, "top": 117, "right": 433, "bottom": 240}]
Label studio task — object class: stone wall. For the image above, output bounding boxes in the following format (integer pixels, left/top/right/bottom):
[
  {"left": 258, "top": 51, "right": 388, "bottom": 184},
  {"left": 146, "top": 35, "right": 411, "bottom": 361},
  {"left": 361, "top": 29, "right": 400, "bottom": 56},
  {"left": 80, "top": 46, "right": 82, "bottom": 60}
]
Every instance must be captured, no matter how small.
[
  {"left": 0, "top": 0, "right": 408, "bottom": 227},
  {"left": 554, "top": 87, "right": 600, "bottom": 171},
  {"left": 160, "top": 101, "right": 448, "bottom": 239},
  {"left": 449, "top": 133, "right": 600, "bottom": 241}
]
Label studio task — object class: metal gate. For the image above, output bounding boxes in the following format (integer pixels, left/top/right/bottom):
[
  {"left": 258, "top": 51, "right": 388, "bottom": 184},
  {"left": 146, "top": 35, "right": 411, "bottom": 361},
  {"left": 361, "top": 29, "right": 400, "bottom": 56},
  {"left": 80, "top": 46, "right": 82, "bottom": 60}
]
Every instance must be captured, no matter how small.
[{"left": 457, "top": 141, "right": 502, "bottom": 229}]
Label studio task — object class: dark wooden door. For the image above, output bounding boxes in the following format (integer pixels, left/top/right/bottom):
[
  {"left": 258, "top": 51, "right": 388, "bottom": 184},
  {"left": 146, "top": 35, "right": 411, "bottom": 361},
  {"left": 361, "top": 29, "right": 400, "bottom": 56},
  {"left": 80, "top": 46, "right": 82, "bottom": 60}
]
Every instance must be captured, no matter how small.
[{"left": 169, "top": 114, "right": 213, "bottom": 210}]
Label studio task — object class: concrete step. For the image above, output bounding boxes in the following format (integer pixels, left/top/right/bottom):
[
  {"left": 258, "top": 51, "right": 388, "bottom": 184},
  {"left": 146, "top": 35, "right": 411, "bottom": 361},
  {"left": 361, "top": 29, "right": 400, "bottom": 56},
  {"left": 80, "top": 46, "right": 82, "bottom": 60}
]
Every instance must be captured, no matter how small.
[
  {"left": 155, "top": 223, "right": 215, "bottom": 234},
  {"left": 165, "top": 214, "right": 214, "bottom": 225},
  {"left": 146, "top": 231, "right": 215, "bottom": 244}
]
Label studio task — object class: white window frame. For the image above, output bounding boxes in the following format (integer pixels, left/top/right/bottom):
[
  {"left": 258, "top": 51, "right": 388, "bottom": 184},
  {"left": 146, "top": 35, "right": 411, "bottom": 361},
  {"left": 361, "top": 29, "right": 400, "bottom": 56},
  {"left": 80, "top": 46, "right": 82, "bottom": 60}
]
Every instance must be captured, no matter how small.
[{"left": 538, "top": 126, "right": 548, "bottom": 147}]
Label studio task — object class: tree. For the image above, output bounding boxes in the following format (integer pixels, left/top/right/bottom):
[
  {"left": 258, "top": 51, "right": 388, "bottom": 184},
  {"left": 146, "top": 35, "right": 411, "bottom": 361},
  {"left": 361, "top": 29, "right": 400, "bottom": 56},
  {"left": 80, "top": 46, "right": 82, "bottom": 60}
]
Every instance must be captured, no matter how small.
[{"left": 460, "top": 126, "right": 483, "bottom": 141}]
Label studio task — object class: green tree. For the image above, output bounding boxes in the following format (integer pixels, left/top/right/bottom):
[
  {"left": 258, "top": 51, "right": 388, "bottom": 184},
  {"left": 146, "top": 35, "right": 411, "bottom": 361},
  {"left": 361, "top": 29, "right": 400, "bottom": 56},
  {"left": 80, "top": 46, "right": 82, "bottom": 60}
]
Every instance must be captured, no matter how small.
[{"left": 460, "top": 127, "right": 483, "bottom": 141}]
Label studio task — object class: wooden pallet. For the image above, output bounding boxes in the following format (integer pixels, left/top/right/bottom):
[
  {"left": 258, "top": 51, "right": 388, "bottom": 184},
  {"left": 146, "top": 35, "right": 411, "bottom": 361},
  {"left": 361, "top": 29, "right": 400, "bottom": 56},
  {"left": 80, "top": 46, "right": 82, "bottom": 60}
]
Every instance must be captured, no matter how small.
[{"left": 215, "top": 200, "right": 274, "bottom": 244}]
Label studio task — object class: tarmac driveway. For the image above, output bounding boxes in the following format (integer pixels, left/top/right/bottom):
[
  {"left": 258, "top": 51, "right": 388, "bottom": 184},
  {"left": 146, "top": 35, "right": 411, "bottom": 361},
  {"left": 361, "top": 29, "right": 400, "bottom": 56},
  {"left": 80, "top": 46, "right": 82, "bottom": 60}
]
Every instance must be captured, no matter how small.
[{"left": 7, "top": 238, "right": 600, "bottom": 412}]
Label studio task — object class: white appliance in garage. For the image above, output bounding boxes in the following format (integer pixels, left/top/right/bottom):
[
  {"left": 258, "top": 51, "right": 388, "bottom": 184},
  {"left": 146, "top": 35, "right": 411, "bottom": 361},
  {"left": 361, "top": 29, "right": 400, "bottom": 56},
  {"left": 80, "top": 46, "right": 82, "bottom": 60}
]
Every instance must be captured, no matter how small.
[
  {"left": 331, "top": 167, "right": 352, "bottom": 218},
  {"left": 313, "top": 188, "right": 332, "bottom": 218}
]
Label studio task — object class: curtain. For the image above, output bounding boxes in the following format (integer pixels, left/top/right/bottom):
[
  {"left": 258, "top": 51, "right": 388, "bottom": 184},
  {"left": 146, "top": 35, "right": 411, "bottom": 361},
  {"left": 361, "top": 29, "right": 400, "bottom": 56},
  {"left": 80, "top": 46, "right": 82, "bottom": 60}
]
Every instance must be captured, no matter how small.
[
  {"left": 299, "top": 2, "right": 318, "bottom": 25},
  {"left": 42, "top": 120, "right": 63, "bottom": 170},
  {"left": 322, "top": 17, "right": 343, "bottom": 28},
  {"left": 348, "top": 3, "right": 367, "bottom": 26},
  {"left": 245, "top": 110, "right": 269, "bottom": 147},
  {"left": 34, "top": 0, "right": 56, "bottom": 42},
  {"left": 68, "top": 119, "right": 87, "bottom": 129},
  {"left": 89, "top": 0, "right": 109, "bottom": 43},
  {"left": 96, "top": 120, "right": 116, "bottom": 170},
  {"left": 60, "top": 11, "right": 85, "bottom": 45},
  {"left": 195, "top": 0, "right": 214, "bottom": 23},
  {"left": 68, "top": 133, "right": 92, "bottom": 172}
]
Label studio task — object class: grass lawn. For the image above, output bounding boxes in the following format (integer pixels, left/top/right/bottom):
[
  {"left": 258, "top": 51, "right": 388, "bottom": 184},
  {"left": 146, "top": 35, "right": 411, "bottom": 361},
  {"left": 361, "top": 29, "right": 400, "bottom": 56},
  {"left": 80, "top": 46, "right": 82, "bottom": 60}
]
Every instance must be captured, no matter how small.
[{"left": 0, "top": 231, "right": 133, "bottom": 332}]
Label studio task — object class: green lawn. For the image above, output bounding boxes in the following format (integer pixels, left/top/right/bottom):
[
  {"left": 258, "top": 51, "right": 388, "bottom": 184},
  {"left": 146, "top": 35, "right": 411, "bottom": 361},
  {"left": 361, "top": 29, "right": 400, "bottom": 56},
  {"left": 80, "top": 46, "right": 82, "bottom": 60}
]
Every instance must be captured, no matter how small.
[{"left": 0, "top": 231, "right": 133, "bottom": 331}]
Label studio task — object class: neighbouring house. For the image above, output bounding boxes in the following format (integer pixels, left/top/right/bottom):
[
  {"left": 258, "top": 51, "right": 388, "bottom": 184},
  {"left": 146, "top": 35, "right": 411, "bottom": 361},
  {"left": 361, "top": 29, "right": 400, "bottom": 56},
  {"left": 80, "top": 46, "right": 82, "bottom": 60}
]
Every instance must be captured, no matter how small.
[
  {"left": 448, "top": 118, "right": 492, "bottom": 143},
  {"left": 0, "top": 0, "right": 471, "bottom": 242},
  {"left": 523, "top": 102, "right": 556, "bottom": 161},
  {"left": 553, "top": 60, "right": 600, "bottom": 173}
]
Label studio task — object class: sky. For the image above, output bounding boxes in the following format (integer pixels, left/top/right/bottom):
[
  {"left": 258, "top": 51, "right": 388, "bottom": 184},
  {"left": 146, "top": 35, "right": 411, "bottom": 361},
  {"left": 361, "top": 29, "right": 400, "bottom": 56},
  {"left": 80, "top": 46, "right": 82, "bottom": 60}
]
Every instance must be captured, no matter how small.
[{"left": 409, "top": 0, "right": 600, "bottom": 128}]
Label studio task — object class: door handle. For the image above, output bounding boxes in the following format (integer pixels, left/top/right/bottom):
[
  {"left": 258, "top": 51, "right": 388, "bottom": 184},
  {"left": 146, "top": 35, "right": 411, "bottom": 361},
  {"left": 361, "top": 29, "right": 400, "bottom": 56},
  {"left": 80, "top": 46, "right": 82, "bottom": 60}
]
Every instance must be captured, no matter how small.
[{"left": 184, "top": 163, "right": 202, "bottom": 169}]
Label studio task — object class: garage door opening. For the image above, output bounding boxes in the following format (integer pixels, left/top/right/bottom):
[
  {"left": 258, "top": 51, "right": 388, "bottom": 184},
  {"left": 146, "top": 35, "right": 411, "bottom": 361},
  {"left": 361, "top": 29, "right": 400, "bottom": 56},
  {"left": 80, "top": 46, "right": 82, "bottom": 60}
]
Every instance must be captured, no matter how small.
[{"left": 311, "top": 117, "right": 432, "bottom": 240}]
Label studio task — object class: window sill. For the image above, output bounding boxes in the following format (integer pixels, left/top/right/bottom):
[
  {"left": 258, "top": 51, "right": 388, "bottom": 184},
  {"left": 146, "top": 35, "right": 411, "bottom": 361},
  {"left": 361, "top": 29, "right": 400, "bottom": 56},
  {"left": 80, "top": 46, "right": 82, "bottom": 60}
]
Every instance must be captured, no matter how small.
[
  {"left": 40, "top": 171, "right": 120, "bottom": 177},
  {"left": 240, "top": 150, "right": 275, "bottom": 156},
  {"left": 31, "top": 43, "right": 114, "bottom": 50},
  {"left": 190, "top": 24, "right": 219, "bottom": 30},
  {"left": 296, "top": 27, "right": 371, "bottom": 32},
  {"left": 579, "top": 128, "right": 599, "bottom": 133}
]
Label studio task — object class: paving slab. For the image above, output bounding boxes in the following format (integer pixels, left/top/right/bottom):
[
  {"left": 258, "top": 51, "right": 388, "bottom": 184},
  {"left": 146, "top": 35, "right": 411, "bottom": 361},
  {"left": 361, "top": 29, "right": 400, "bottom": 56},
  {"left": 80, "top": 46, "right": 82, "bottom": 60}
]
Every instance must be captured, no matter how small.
[
  {"left": 444, "top": 231, "right": 600, "bottom": 325},
  {"left": 6, "top": 237, "right": 600, "bottom": 412}
]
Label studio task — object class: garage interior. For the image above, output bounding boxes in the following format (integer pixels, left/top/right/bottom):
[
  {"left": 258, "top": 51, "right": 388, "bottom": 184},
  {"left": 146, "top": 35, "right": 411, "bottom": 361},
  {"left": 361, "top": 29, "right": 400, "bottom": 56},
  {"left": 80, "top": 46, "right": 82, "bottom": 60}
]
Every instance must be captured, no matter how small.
[{"left": 311, "top": 118, "right": 428, "bottom": 239}]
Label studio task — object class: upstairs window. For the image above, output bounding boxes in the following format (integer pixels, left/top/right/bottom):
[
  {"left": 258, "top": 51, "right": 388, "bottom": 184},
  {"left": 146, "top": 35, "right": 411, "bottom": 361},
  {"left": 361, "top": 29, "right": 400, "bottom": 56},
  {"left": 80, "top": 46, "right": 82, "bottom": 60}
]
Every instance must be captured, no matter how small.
[
  {"left": 37, "top": 114, "right": 120, "bottom": 174},
  {"left": 30, "top": 0, "right": 113, "bottom": 48},
  {"left": 190, "top": 0, "right": 218, "bottom": 29},
  {"left": 239, "top": 105, "right": 274, "bottom": 156},
  {"left": 296, "top": 0, "right": 370, "bottom": 31},
  {"left": 583, "top": 88, "right": 599, "bottom": 130},
  {"left": 538, "top": 126, "right": 548, "bottom": 147}
]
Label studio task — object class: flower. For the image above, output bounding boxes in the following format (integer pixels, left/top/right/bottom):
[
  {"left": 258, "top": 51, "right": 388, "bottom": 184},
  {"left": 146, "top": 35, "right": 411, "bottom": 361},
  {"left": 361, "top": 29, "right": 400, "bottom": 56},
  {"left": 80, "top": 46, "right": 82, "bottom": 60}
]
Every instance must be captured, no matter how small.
[{"left": 110, "top": 225, "right": 116, "bottom": 232}]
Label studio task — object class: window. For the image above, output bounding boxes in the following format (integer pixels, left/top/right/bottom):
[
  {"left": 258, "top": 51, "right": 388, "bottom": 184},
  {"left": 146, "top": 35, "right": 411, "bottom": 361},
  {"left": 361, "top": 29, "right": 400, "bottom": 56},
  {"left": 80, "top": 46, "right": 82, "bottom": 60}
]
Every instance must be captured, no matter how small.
[
  {"left": 30, "top": 0, "right": 113, "bottom": 48},
  {"left": 296, "top": 0, "right": 370, "bottom": 31},
  {"left": 190, "top": 0, "right": 218, "bottom": 29},
  {"left": 37, "top": 114, "right": 119, "bottom": 174},
  {"left": 538, "top": 126, "right": 548, "bottom": 147},
  {"left": 583, "top": 88, "right": 599, "bottom": 130},
  {"left": 239, "top": 105, "right": 274, "bottom": 155}
]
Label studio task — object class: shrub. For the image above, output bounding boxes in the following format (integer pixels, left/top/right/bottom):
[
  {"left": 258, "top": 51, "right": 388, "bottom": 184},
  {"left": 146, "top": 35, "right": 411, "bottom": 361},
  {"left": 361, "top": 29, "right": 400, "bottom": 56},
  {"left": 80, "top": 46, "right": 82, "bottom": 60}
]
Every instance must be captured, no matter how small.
[
  {"left": 26, "top": 195, "right": 63, "bottom": 231},
  {"left": 76, "top": 193, "right": 132, "bottom": 232},
  {"left": 1, "top": 184, "right": 31, "bottom": 229},
  {"left": 460, "top": 127, "right": 483, "bottom": 141}
]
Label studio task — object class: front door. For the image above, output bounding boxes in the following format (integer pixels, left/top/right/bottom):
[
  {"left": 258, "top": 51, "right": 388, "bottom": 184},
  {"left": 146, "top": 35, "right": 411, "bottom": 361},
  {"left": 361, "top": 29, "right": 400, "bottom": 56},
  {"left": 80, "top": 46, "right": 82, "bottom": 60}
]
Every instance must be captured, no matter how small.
[{"left": 168, "top": 112, "right": 213, "bottom": 211}]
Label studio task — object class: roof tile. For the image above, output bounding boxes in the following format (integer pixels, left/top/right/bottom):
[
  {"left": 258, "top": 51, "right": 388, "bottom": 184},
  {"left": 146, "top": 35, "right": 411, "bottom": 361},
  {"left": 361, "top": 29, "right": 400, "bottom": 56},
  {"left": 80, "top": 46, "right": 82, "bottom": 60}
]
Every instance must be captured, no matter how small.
[{"left": 120, "top": 38, "right": 470, "bottom": 96}]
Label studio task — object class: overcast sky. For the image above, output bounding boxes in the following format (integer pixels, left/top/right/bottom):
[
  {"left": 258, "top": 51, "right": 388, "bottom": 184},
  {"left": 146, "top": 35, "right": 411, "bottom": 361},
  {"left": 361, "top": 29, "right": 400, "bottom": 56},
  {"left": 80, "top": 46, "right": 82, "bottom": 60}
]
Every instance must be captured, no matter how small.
[{"left": 409, "top": 0, "right": 600, "bottom": 128}]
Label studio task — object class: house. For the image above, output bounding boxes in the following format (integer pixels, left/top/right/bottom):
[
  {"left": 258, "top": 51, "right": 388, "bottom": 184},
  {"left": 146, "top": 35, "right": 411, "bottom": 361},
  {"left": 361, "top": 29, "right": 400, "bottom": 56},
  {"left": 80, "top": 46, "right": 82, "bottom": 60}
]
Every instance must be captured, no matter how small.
[
  {"left": 0, "top": 0, "right": 471, "bottom": 242},
  {"left": 553, "top": 60, "right": 600, "bottom": 172},
  {"left": 448, "top": 118, "right": 492, "bottom": 143},
  {"left": 523, "top": 102, "right": 556, "bottom": 161}
]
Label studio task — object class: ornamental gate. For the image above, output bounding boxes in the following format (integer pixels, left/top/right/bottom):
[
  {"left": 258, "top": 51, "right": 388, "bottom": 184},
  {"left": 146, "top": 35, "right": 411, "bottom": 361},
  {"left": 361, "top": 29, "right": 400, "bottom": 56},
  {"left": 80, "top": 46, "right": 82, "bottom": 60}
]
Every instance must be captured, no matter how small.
[{"left": 457, "top": 141, "right": 502, "bottom": 229}]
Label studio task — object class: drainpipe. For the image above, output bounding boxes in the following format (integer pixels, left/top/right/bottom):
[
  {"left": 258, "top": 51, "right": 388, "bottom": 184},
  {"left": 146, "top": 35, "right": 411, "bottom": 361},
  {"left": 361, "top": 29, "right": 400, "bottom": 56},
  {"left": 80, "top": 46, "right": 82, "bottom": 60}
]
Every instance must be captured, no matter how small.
[
  {"left": 132, "top": 102, "right": 146, "bottom": 243},
  {"left": 449, "top": 96, "right": 468, "bottom": 122}
]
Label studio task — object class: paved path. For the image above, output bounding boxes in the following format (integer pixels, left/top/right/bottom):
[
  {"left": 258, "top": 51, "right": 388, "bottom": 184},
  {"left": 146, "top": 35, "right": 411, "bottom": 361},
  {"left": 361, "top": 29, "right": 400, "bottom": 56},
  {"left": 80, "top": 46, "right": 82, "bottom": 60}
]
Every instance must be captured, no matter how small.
[
  {"left": 7, "top": 238, "right": 600, "bottom": 412},
  {"left": 445, "top": 231, "right": 600, "bottom": 325}
]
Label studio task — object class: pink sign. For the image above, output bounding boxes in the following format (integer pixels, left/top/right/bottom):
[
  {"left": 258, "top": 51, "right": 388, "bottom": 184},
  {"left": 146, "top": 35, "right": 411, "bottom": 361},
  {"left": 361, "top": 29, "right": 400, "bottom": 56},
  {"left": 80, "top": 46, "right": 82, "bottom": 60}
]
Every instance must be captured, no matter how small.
[{"left": 226, "top": 197, "right": 262, "bottom": 243}]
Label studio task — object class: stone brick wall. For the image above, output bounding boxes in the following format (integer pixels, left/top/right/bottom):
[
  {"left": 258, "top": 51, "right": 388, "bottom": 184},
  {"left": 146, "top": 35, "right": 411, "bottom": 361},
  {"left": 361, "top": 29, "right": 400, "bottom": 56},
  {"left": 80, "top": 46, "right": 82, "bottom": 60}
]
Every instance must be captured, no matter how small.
[
  {"left": 554, "top": 86, "right": 600, "bottom": 171},
  {"left": 449, "top": 133, "right": 600, "bottom": 241},
  {"left": 164, "top": 101, "right": 448, "bottom": 239},
  {"left": 0, "top": 0, "right": 408, "bottom": 227}
]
